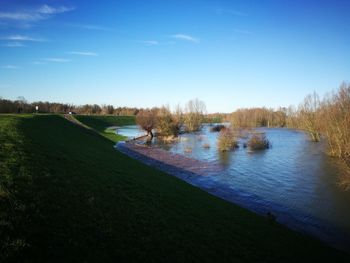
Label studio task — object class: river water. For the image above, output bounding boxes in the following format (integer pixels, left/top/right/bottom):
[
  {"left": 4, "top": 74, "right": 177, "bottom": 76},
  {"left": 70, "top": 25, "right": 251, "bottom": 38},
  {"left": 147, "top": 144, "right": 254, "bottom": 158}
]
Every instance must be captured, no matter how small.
[{"left": 116, "top": 125, "right": 350, "bottom": 251}]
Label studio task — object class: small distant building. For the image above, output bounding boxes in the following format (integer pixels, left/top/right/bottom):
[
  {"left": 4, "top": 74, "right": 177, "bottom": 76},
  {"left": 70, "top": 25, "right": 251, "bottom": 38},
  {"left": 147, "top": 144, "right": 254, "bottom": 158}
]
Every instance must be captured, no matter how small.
[{"left": 68, "top": 111, "right": 77, "bottom": 115}]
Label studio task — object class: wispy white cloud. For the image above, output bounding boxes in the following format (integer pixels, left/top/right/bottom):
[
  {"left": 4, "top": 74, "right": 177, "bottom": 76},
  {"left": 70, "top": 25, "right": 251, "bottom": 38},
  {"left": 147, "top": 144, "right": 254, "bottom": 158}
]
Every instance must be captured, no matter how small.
[
  {"left": 67, "top": 51, "right": 98, "bottom": 56},
  {"left": 171, "top": 34, "right": 199, "bottom": 43},
  {"left": 216, "top": 8, "right": 248, "bottom": 17},
  {"left": 2, "top": 65, "right": 20, "bottom": 69},
  {"left": 0, "top": 34, "right": 46, "bottom": 42},
  {"left": 0, "top": 12, "right": 42, "bottom": 21},
  {"left": 139, "top": 40, "right": 159, "bottom": 46},
  {"left": 2, "top": 41, "right": 26, "bottom": 47},
  {"left": 0, "top": 4, "right": 74, "bottom": 27},
  {"left": 43, "top": 58, "right": 71, "bottom": 63},
  {"left": 38, "top": 5, "right": 74, "bottom": 15}
]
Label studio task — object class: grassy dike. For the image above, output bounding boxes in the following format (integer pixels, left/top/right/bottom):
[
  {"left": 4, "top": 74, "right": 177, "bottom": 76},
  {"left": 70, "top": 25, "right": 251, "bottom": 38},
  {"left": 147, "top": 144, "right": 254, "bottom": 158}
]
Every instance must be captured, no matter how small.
[
  {"left": 75, "top": 115, "right": 135, "bottom": 142},
  {"left": 0, "top": 114, "right": 348, "bottom": 262}
]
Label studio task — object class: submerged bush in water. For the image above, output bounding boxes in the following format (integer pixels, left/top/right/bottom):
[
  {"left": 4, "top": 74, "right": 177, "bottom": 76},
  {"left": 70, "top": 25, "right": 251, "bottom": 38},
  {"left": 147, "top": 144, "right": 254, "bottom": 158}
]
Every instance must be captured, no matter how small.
[
  {"left": 184, "top": 147, "right": 193, "bottom": 153},
  {"left": 247, "top": 133, "right": 270, "bottom": 150},
  {"left": 156, "top": 106, "right": 181, "bottom": 137},
  {"left": 202, "top": 143, "right": 210, "bottom": 149},
  {"left": 183, "top": 99, "right": 206, "bottom": 132},
  {"left": 319, "top": 84, "right": 350, "bottom": 167},
  {"left": 210, "top": 124, "right": 226, "bottom": 132},
  {"left": 136, "top": 109, "right": 157, "bottom": 140},
  {"left": 338, "top": 171, "right": 350, "bottom": 191},
  {"left": 217, "top": 128, "right": 238, "bottom": 151}
]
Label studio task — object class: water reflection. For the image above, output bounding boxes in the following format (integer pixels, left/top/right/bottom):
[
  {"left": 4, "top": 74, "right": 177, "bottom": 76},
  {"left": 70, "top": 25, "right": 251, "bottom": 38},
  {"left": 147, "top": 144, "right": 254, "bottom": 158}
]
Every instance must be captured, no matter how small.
[
  {"left": 116, "top": 125, "right": 146, "bottom": 139},
  {"left": 117, "top": 124, "right": 350, "bottom": 249},
  {"left": 217, "top": 151, "right": 231, "bottom": 167}
]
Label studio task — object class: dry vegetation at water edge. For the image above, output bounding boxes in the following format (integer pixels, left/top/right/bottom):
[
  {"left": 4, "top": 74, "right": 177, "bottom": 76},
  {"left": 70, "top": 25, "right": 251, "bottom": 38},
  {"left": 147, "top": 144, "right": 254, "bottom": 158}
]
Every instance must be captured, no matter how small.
[
  {"left": 217, "top": 128, "right": 239, "bottom": 151},
  {"left": 247, "top": 133, "right": 271, "bottom": 150}
]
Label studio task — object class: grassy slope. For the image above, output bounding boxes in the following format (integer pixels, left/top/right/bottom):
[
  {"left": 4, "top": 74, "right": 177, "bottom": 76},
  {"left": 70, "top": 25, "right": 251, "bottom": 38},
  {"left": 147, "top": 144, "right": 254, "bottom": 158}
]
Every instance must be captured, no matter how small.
[
  {"left": 75, "top": 115, "right": 135, "bottom": 142},
  {"left": 0, "top": 114, "right": 348, "bottom": 262}
]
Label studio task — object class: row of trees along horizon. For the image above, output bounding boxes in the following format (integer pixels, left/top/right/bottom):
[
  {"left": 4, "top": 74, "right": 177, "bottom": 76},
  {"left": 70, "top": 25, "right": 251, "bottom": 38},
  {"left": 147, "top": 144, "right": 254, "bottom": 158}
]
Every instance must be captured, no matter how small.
[
  {"left": 1, "top": 83, "right": 349, "bottom": 173},
  {"left": 0, "top": 96, "right": 223, "bottom": 122},
  {"left": 0, "top": 97, "right": 142, "bottom": 116},
  {"left": 134, "top": 83, "right": 350, "bottom": 183}
]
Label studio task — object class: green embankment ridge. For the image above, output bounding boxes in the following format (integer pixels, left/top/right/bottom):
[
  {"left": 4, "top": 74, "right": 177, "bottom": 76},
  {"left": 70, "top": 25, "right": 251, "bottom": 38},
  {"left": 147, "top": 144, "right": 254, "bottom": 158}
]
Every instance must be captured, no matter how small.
[
  {"left": 74, "top": 115, "right": 135, "bottom": 142},
  {"left": 0, "top": 114, "right": 348, "bottom": 262}
]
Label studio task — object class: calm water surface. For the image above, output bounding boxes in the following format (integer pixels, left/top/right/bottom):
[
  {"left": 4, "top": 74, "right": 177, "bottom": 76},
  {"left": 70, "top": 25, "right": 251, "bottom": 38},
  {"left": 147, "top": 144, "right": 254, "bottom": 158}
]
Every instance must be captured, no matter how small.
[
  {"left": 117, "top": 125, "right": 350, "bottom": 250},
  {"left": 116, "top": 125, "right": 146, "bottom": 139}
]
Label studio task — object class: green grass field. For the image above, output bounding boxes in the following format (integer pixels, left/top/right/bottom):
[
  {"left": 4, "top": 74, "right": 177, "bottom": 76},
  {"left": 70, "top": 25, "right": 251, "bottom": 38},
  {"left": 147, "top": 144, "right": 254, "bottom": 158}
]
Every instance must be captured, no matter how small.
[
  {"left": 75, "top": 115, "right": 135, "bottom": 142},
  {"left": 0, "top": 114, "right": 348, "bottom": 262}
]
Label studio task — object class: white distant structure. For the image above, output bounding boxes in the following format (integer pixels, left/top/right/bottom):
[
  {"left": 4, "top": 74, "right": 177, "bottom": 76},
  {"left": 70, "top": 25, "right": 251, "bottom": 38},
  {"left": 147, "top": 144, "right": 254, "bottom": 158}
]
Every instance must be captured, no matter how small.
[{"left": 35, "top": 106, "right": 39, "bottom": 113}]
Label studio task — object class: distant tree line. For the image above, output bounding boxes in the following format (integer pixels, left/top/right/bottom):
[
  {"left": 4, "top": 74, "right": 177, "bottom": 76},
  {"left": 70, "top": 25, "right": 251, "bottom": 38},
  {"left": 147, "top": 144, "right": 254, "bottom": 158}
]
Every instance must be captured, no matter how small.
[
  {"left": 2, "top": 83, "right": 349, "bottom": 174},
  {"left": 229, "top": 83, "right": 350, "bottom": 174},
  {"left": 0, "top": 97, "right": 141, "bottom": 115},
  {"left": 291, "top": 84, "right": 350, "bottom": 172},
  {"left": 205, "top": 113, "right": 227, "bottom": 123},
  {"left": 230, "top": 107, "right": 287, "bottom": 128},
  {"left": 136, "top": 99, "right": 207, "bottom": 141}
]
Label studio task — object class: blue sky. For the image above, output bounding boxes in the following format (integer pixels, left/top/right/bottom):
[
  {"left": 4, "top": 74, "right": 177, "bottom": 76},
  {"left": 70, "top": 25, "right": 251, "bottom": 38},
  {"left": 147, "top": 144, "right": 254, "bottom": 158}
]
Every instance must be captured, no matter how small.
[{"left": 0, "top": 0, "right": 349, "bottom": 112}]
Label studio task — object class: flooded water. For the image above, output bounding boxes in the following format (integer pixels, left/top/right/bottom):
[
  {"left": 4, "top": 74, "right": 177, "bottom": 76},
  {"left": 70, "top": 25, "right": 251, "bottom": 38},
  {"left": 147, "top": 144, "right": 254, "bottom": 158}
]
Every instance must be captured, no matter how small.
[
  {"left": 116, "top": 125, "right": 146, "bottom": 139},
  {"left": 117, "top": 125, "right": 350, "bottom": 251}
]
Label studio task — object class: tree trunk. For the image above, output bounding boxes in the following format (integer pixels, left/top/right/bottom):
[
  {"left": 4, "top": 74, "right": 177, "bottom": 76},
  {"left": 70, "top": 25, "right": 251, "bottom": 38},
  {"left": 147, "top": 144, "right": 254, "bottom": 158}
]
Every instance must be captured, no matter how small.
[{"left": 147, "top": 130, "right": 154, "bottom": 141}]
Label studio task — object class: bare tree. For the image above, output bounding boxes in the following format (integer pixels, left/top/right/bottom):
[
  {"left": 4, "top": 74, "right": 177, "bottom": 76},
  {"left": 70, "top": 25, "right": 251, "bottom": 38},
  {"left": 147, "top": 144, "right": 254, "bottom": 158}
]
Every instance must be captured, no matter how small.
[
  {"left": 173, "top": 104, "right": 183, "bottom": 127},
  {"left": 156, "top": 106, "right": 181, "bottom": 137},
  {"left": 136, "top": 109, "right": 157, "bottom": 141},
  {"left": 286, "top": 105, "right": 298, "bottom": 128},
  {"left": 230, "top": 107, "right": 286, "bottom": 128},
  {"left": 298, "top": 92, "right": 321, "bottom": 142},
  {"left": 320, "top": 83, "right": 350, "bottom": 165},
  {"left": 217, "top": 128, "right": 238, "bottom": 151},
  {"left": 16, "top": 96, "right": 27, "bottom": 113},
  {"left": 101, "top": 104, "right": 114, "bottom": 115},
  {"left": 183, "top": 99, "right": 206, "bottom": 132}
]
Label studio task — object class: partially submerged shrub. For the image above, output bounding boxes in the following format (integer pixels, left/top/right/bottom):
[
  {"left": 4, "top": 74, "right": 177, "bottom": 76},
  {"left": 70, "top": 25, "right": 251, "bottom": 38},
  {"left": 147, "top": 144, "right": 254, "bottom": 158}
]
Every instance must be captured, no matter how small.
[
  {"left": 156, "top": 106, "right": 181, "bottom": 137},
  {"left": 158, "top": 135, "right": 178, "bottom": 142},
  {"left": 183, "top": 99, "right": 206, "bottom": 132},
  {"left": 338, "top": 170, "right": 350, "bottom": 191},
  {"left": 136, "top": 109, "right": 157, "bottom": 140},
  {"left": 210, "top": 124, "right": 225, "bottom": 132},
  {"left": 217, "top": 128, "right": 238, "bottom": 151},
  {"left": 298, "top": 92, "right": 321, "bottom": 142},
  {"left": 202, "top": 143, "right": 210, "bottom": 149},
  {"left": 247, "top": 133, "right": 270, "bottom": 150},
  {"left": 184, "top": 147, "right": 193, "bottom": 153}
]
